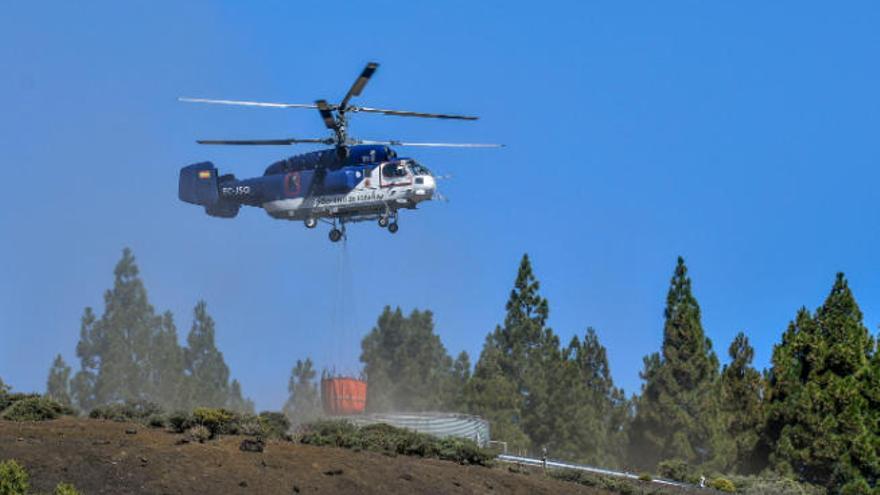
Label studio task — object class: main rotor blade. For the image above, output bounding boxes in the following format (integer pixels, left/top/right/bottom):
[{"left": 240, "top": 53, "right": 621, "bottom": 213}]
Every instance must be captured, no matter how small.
[
  {"left": 353, "top": 106, "right": 478, "bottom": 120},
  {"left": 356, "top": 140, "right": 504, "bottom": 148},
  {"left": 340, "top": 62, "right": 379, "bottom": 109},
  {"left": 315, "top": 99, "right": 338, "bottom": 130},
  {"left": 196, "top": 138, "right": 330, "bottom": 146},
  {"left": 179, "top": 97, "right": 318, "bottom": 109}
]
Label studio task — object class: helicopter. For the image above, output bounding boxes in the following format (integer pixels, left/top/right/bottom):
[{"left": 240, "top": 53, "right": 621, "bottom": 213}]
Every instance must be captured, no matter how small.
[{"left": 178, "top": 62, "right": 501, "bottom": 242}]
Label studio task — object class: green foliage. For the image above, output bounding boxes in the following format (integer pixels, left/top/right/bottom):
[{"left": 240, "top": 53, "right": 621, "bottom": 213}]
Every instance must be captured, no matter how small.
[
  {"left": 151, "top": 311, "right": 187, "bottom": 411},
  {"left": 628, "top": 257, "right": 726, "bottom": 470},
  {"left": 0, "top": 378, "right": 9, "bottom": 395},
  {"left": 299, "top": 420, "right": 494, "bottom": 466},
  {"left": 53, "top": 482, "right": 82, "bottom": 495},
  {"left": 192, "top": 407, "right": 235, "bottom": 437},
  {"left": 764, "top": 273, "right": 880, "bottom": 491},
  {"left": 727, "top": 475, "right": 826, "bottom": 495},
  {"left": 146, "top": 414, "right": 166, "bottom": 428},
  {"left": 0, "top": 393, "right": 40, "bottom": 414},
  {"left": 46, "top": 354, "right": 73, "bottom": 407},
  {"left": 1, "top": 396, "right": 72, "bottom": 421},
  {"left": 298, "top": 419, "right": 357, "bottom": 446},
  {"left": 361, "top": 307, "right": 463, "bottom": 412},
  {"left": 0, "top": 460, "right": 29, "bottom": 495},
  {"left": 464, "top": 254, "right": 556, "bottom": 452},
  {"left": 551, "top": 329, "right": 630, "bottom": 467},
  {"left": 638, "top": 473, "right": 653, "bottom": 482},
  {"left": 89, "top": 400, "right": 163, "bottom": 422},
  {"left": 69, "top": 250, "right": 253, "bottom": 414},
  {"left": 719, "top": 332, "right": 764, "bottom": 474},
  {"left": 170, "top": 407, "right": 287, "bottom": 440},
  {"left": 463, "top": 339, "right": 530, "bottom": 451},
  {"left": 450, "top": 351, "right": 471, "bottom": 410},
  {"left": 226, "top": 379, "right": 254, "bottom": 414},
  {"left": 167, "top": 411, "right": 194, "bottom": 433},
  {"left": 283, "top": 358, "right": 321, "bottom": 427},
  {"left": 433, "top": 436, "right": 492, "bottom": 465},
  {"left": 656, "top": 459, "right": 695, "bottom": 483},
  {"left": 186, "top": 301, "right": 236, "bottom": 410},
  {"left": 548, "top": 468, "right": 682, "bottom": 495},
  {"left": 72, "top": 249, "right": 164, "bottom": 409},
  {"left": 230, "top": 414, "right": 267, "bottom": 437},
  {"left": 710, "top": 477, "right": 736, "bottom": 492},
  {"left": 464, "top": 254, "right": 628, "bottom": 466},
  {"left": 258, "top": 411, "right": 291, "bottom": 439}
]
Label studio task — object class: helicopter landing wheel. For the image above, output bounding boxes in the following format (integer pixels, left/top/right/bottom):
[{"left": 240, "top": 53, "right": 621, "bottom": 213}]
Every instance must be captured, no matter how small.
[
  {"left": 329, "top": 228, "right": 343, "bottom": 242},
  {"left": 387, "top": 222, "right": 399, "bottom": 234},
  {"left": 304, "top": 218, "right": 318, "bottom": 229},
  {"left": 378, "top": 216, "right": 390, "bottom": 228}
]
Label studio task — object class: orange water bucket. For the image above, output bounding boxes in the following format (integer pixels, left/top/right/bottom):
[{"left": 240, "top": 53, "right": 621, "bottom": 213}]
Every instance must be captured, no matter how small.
[{"left": 321, "top": 377, "right": 368, "bottom": 415}]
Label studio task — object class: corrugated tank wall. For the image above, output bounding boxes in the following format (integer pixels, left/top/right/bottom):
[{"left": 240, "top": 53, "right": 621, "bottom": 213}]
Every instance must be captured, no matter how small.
[{"left": 347, "top": 412, "right": 491, "bottom": 447}]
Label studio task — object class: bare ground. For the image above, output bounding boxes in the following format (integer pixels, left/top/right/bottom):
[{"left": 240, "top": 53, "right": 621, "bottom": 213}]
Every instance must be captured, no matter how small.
[{"left": 0, "top": 418, "right": 615, "bottom": 495}]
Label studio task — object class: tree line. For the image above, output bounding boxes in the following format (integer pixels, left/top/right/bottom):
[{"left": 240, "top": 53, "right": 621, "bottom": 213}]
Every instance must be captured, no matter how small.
[
  {"left": 46, "top": 249, "right": 253, "bottom": 414},
  {"left": 37, "top": 248, "right": 880, "bottom": 493},
  {"left": 304, "top": 254, "right": 876, "bottom": 493}
]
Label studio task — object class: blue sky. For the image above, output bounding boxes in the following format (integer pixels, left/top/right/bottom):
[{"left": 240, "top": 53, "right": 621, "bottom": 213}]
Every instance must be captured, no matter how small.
[{"left": 1, "top": 1, "right": 878, "bottom": 411}]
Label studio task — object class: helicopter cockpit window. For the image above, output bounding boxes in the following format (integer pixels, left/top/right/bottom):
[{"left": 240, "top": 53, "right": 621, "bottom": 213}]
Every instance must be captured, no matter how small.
[
  {"left": 409, "top": 162, "right": 431, "bottom": 176},
  {"left": 383, "top": 162, "right": 407, "bottom": 178}
]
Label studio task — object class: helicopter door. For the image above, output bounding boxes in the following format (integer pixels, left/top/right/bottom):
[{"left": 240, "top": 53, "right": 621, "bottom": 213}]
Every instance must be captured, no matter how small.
[{"left": 379, "top": 162, "right": 412, "bottom": 189}]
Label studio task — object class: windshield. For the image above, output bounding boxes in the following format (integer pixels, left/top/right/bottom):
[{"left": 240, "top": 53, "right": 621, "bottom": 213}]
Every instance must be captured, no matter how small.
[{"left": 409, "top": 161, "right": 431, "bottom": 176}]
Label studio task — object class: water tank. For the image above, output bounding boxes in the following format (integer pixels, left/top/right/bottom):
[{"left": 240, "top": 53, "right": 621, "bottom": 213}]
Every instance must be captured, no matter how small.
[
  {"left": 349, "top": 412, "right": 491, "bottom": 447},
  {"left": 321, "top": 377, "right": 367, "bottom": 415}
]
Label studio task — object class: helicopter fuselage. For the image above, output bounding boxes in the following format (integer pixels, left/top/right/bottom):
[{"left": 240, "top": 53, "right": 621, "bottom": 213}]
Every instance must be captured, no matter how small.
[{"left": 179, "top": 145, "right": 436, "bottom": 236}]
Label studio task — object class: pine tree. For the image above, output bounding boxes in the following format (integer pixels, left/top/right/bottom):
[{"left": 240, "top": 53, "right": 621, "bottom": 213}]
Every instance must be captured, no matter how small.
[
  {"left": 67, "top": 249, "right": 248, "bottom": 413},
  {"left": 465, "top": 336, "right": 530, "bottom": 451},
  {"left": 184, "top": 300, "right": 231, "bottom": 409},
  {"left": 226, "top": 379, "right": 254, "bottom": 414},
  {"left": 70, "top": 249, "right": 163, "bottom": 407},
  {"left": 551, "top": 329, "right": 628, "bottom": 467},
  {"left": 148, "top": 312, "right": 186, "bottom": 410},
  {"left": 448, "top": 351, "right": 471, "bottom": 410},
  {"left": 764, "top": 274, "right": 880, "bottom": 491},
  {"left": 720, "top": 332, "right": 763, "bottom": 474},
  {"left": 46, "top": 354, "right": 72, "bottom": 406},
  {"left": 360, "top": 307, "right": 459, "bottom": 412},
  {"left": 284, "top": 358, "right": 321, "bottom": 426},
  {"left": 628, "top": 256, "right": 725, "bottom": 469},
  {"left": 465, "top": 254, "right": 562, "bottom": 453},
  {"left": 71, "top": 307, "right": 98, "bottom": 411}
]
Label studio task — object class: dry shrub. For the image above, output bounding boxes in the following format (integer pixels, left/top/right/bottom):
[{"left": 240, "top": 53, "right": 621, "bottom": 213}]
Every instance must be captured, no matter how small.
[{"left": 185, "top": 425, "right": 211, "bottom": 443}]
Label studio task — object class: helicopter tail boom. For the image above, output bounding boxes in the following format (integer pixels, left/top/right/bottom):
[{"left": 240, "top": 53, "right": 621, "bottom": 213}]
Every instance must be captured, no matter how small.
[{"left": 179, "top": 162, "right": 240, "bottom": 218}]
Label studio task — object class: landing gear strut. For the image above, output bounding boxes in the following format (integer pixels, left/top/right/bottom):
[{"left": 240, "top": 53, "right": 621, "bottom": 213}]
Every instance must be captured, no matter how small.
[
  {"left": 379, "top": 208, "right": 398, "bottom": 234},
  {"left": 328, "top": 219, "right": 346, "bottom": 243}
]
